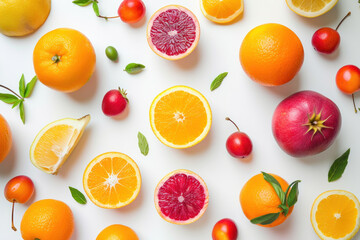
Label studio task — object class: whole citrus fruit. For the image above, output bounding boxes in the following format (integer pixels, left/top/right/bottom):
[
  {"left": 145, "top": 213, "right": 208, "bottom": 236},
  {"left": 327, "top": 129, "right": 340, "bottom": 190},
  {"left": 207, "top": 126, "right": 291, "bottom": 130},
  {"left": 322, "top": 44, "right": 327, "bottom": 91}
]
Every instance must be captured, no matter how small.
[
  {"left": 0, "top": 114, "right": 12, "bottom": 164},
  {"left": 240, "top": 173, "right": 293, "bottom": 227},
  {"left": 0, "top": 0, "right": 51, "bottom": 37},
  {"left": 96, "top": 224, "right": 139, "bottom": 240},
  {"left": 33, "top": 28, "right": 96, "bottom": 93},
  {"left": 240, "top": 23, "right": 304, "bottom": 86},
  {"left": 20, "top": 199, "right": 74, "bottom": 240}
]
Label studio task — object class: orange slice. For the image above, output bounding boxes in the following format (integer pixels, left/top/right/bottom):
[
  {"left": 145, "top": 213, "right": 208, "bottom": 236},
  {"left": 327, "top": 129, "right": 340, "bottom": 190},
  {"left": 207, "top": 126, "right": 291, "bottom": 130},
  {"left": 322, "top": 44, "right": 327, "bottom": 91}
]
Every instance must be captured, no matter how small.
[
  {"left": 200, "top": 0, "right": 244, "bottom": 24},
  {"left": 83, "top": 152, "right": 141, "bottom": 209},
  {"left": 30, "top": 115, "right": 90, "bottom": 174},
  {"left": 311, "top": 190, "right": 360, "bottom": 240},
  {"left": 286, "top": 0, "right": 338, "bottom": 18},
  {"left": 149, "top": 86, "right": 212, "bottom": 149}
]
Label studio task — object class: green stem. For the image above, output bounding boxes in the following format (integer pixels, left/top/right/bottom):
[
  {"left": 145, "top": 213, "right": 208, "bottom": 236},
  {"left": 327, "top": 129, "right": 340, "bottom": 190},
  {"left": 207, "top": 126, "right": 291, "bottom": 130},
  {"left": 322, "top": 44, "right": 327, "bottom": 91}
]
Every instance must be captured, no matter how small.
[{"left": 0, "top": 84, "right": 23, "bottom": 99}]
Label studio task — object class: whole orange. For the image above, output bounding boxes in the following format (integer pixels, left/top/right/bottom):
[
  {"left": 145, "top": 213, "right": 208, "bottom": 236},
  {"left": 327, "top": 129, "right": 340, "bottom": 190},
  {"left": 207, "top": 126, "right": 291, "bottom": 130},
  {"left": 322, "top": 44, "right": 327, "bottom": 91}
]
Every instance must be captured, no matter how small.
[
  {"left": 240, "top": 23, "right": 304, "bottom": 86},
  {"left": 96, "top": 224, "right": 139, "bottom": 240},
  {"left": 20, "top": 199, "right": 74, "bottom": 240},
  {"left": 240, "top": 173, "right": 293, "bottom": 227},
  {"left": 0, "top": 114, "right": 12, "bottom": 164},
  {"left": 33, "top": 28, "right": 96, "bottom": 92}
]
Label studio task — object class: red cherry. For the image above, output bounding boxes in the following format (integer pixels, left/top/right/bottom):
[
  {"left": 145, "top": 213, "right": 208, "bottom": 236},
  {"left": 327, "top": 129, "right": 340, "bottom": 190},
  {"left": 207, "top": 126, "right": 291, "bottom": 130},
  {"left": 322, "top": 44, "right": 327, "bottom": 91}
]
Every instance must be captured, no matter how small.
[
  {"left": 336, "top": 65, "right": 360, "bottom": 113},
  {"left": 118, "top": 0, "right": 146, "bottom": 23},
  {"left": 312, "top": 12, "right": 351, "bottom": 54},
  {"left": 225, "top": 117, "right": 252, "bottom": 158},
  {"left": 212, "top": 218, "right": 238, "bottom": 240},
  {"left": 102, "top": 88, "right": 129, "bottom": 116},
  {"left": 4, "top": 175, "right": 35, "bottom": 231}
]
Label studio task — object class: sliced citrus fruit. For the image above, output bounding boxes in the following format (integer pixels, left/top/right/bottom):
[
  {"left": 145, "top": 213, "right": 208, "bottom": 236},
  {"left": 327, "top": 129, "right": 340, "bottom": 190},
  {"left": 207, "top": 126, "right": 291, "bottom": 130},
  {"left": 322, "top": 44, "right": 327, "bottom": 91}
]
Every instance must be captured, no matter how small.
[
  {"left": 311, "top": 190, "right": 360, "bottom": 240},
  {"left": 154, "top": 169, "right": 209, "bottom": 225},
  {"left": 83, "top": 152, "right": 141, "bottom": 209},
  {"left": 147, "top": 5, "right": 200, "bottom": 60},
  {"left": 30, "top": 115, "right": 90, "bottom": 174},
  {"left": 149, "top": 86, "right": 212, "bottom": 149},
  {"left": 286, "top": 0, "right": 338, "bottom": 18},
  {"left": 200, "top": 0, "right": 244, "bottom": 24}
]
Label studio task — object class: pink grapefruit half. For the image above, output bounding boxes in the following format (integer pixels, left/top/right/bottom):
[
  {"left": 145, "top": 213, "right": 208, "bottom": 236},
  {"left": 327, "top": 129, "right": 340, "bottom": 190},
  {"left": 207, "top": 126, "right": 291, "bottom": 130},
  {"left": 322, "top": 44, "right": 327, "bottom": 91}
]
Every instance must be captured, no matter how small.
[
  {"left": 154, "top": 169, "right": 209, "bottom": 224},
  {"left": 147, "top": 5, "right": 200, "bottom": 61}
]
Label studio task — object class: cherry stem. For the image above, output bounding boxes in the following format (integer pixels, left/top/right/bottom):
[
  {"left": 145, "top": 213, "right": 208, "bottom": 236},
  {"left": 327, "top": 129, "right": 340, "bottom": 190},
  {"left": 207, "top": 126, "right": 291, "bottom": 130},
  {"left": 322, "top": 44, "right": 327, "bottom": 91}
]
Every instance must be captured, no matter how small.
[
  {"left": 98, "top": 15, "right": 119, "bottom": 20},
  {"left": 0, "top": 84, "right": 23, "bottom": 99},
  {"left": 11, "top": 200, "right": 17, "bottom": 231},
  {"left": 225, "top": 117, "right": 240, "bottom": 132},
  {"left": 335, "top": 12, "right": 351, "bottom": 31},
  {"left": 352, "top": 94, "right": 358, "bottom": 114}
]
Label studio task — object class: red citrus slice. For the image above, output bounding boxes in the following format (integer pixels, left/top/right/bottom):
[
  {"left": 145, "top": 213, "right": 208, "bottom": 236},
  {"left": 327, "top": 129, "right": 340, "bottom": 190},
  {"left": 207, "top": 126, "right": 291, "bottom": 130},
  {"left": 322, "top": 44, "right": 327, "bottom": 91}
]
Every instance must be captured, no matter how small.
[
  {"left": 154, "top": 169, "right": 209, "bottom": 224},
  {"left": 147, "top": 5, "right": 200, "bottom": 61}
]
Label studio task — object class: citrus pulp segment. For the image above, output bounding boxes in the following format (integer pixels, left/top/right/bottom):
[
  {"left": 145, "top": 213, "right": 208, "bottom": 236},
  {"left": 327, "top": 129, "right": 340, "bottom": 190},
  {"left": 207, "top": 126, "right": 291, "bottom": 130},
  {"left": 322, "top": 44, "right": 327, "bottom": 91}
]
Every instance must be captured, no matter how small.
[
  {"left": 286, "top": 0, "right": 338, "bottom": 18},
  {"left": 311, "top": 190, "right": 360, "bottom": 240},
  {"left": 83, "top": 152, "right": 141, "bottom": 209},
  {"left": 147, "top": 5, "right": 200, "bottom": 60},
  {"left": 149, "top": 86, "right": 212, "bottom": 149},
  {"left": 200, "top": 0, "right": 244, "bottom": 24},
  {"left": 30, "top": 115, "right": 90, "bottom": 174},
  {"left": 154, "top": 169, "right": 209, "bottom": 225}
]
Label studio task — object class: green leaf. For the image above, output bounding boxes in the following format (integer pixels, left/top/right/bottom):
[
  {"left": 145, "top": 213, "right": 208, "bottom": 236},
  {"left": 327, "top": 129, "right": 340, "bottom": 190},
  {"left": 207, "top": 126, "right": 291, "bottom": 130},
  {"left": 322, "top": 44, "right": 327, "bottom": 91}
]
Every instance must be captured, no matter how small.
[
  {"left": 69, "top": 187, "right": 87, "bottom": 204},
  {"left": 261, "top": 172, "right": 285, "bottom": 204},
  {"left": 279, "top": 204, "right": 289, "bottom": 216},
  {"left": 210, "top": 72, "right": 228, "bottom": 91},
  {"left": 328, "top": 148, "right": 350, "bottom": 182},
  {"left": 287, "top": 180, "right": 301, "bottom": 207},
  {"left": 137, "top": 132, "right": 149, "bottom": 156},
  {"left": 19, "top": 74, "right": 25, "bottom": 98},
  {"left": 92, "top": 1, "right": 100, "bottom": 16},
  {"left": 19, "top": 101, "right": 25, "bottom": 124},
  {"left": 12, "top": 99, "right": 22, "bottom": 109},
  {"left": 73, "top": 0, "right": 93, "bottom": 6},
  {"left": 24, "top": 76, "right": 38, "bottom": 98},
  {"left": 250, "top": 212, "right": 280, "bottom": 225},
  {"left": 0, "top": 93, "right": 19, "bottom": 104},
  {"left": 124, "top": 63, "right": 145, "bottom": 74},
  {"left": 35, "top": 238, "right": 40, "bottom": 240}
]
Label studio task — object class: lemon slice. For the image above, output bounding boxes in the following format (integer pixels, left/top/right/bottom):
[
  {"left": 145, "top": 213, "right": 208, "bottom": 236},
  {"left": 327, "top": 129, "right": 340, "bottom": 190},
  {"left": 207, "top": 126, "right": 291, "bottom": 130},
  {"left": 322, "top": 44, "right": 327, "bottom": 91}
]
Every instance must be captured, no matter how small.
[
  {"left": 286, "top": 0, "right": 338, "bottom": 18},
  {"left": 311, "top": 190, "right": 360, "bottom": 240},
  {"left": 30, "top": 115, "right": 90, "bottom": 174}
]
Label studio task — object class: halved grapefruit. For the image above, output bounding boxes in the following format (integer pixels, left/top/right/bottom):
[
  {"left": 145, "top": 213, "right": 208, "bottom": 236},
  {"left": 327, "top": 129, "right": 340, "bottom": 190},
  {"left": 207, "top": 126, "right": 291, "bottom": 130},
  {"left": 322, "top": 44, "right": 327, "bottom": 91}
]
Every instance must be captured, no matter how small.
[
  {"left": 154, "top": 169, "right": 209, "bottom": 225},
  {"left": 147, "top": 5, "right": 200, "bottom": 60}
]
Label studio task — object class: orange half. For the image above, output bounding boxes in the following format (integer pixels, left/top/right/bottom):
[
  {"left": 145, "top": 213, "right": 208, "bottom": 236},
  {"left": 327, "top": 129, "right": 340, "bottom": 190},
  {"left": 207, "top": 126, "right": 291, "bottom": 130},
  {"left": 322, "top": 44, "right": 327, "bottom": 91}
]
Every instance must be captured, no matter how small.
[
  {"left": 200, "top": 0, "right": 244, "bottom": 24},
  {"left": 83, "top": 152, "right": 141, "bottom": 209},
  {"left": 149, "top": 86, "right": 212, "bottom": 149}
]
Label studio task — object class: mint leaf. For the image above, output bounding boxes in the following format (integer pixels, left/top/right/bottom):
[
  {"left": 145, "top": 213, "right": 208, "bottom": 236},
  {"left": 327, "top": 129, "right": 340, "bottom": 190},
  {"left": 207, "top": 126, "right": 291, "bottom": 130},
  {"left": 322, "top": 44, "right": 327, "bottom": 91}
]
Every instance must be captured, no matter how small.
[
  {"left": 0, "top": 93, "right": 18, "bottom": 104},
  {"left": 137, "top": 132, "right": 149, "bottom": 156},
  {"left": 69, "top": 187, "right": 87, "bottom": 204},
  {"left": 210, "top": 72, "right": 228, "bottom": 91},
  {"left": 24, "top": 76, "right": 37, "bottom": 98},
  {"left": 251, "top": 212, "right": 280, "bottom": 225},
  {"left": 328, "top": 148, "right": 350, "bottom": 182},
  {"left": 73, "top": 0, "right": 93, "bottom": 6},
  {"left": 262, "top": 172, "right": 285, "bottom": 204},
  {"left": 19, "top": 74, "right": 25, "bottom": 98},
  {"left": 287, "top": 180, "right": 300, "bottom": 207},
  {"left": 124, "top": 63, "right": 145, "bottom": 74},
  {"left": 19, "top": 101, "right": 25, "bottom": 124},
  {"left": 92, "top": 1, "right": 99, "bottom": 16}
]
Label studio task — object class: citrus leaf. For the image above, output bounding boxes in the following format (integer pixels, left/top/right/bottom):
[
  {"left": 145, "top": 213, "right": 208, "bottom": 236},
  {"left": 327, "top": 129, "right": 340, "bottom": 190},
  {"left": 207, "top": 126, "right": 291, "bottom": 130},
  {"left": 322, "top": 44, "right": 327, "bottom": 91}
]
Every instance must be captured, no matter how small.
[
  {"left": 19, "top": 74, "right": 25, "bottom": 98},
  {"left": 12, "top": 99, "right": 22, "bottom": 109},
  {"left": 261, "top": 172, "right": 285, "bottom": 204},
  {"left": 69, "top": 187, "right": 87, "bottom": 204},
  {"left": 19, "top": 101, "right": 25, "bottom": 124},
  {"left": 124, "top": 63, "right": 145, "bottom": 74},
  {"left": 137, "top": 132, "right": 149, "bottom": 156},
  {"left": 328, "top": 148, "right": 350, "bottom": 182},
  {"left": 73, "top": 0, "right": 93, "bottom": 6},
  {"left": 24, "top": 76, "right": 38, "bottom": 98},
  {"left": 0, "top": 93, "right": 18, "bottom": 104},
  {"left": 279, "top": 204, "right": 289, "bottom": 216},
  {"left": 210, "top": 72, "right": 228, "bottom": 91},
  {"left": 92, "top": 1, "right": 99, "bottom": 16},
  {"left": 250, "top": 212, "right": 280, "bottom": 225},
  {"left": 287, "top": 180, "right": 300, "bottom": 207}
]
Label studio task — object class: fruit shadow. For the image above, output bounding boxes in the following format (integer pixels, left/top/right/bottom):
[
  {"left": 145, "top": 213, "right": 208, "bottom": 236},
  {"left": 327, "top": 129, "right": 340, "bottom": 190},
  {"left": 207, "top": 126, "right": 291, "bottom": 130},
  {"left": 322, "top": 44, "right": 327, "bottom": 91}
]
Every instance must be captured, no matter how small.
[
  {"left": 0, "top": 143, "right": 17, "bottom": 176},
  {"left": 110, "top": 105, "right": 130, "bottom": 121},
  {"left": 181, "top": 129, "right": 212, "bottom": 155},
  {"left": 174, "top": 46, "right": 201, "bottom": 70},
  {"left": 115, "top": 186, "right": 145, "bottom": 213},
  {"left": 67, "top": 69, "right": 99, "bottom": 102},
  {"left": 57, "top": 127, "right": 92, "bottom": 178},
  {"left": 128, "top": 14, "right": 147, "bottom": 28},
  {"left": 296, "top": 138, "right": 340, "bottom": 164},
  {"left": 265, "top": 73, "right": 301, "bottom": 98}
]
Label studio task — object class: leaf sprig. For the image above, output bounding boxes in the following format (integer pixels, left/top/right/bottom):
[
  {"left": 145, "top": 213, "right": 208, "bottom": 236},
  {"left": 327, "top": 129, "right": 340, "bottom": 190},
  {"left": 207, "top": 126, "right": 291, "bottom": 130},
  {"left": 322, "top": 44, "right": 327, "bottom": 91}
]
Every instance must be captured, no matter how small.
[
  {"left": 250, "top": 172, "right": 301, "bottom": 225},
  {"left": 73, "top": 0, "right": 119, "bottom": 20},
  {"left": 69, "top": 186, "right": 87, "bottom": 204},
  {"left": 210, "top": 72, "right": 228, "bottom": 91},
  {"left": 328, "top": 148, "right": 350, "bottom": 182},
  {"left": 138, "top": 132, "right": 149, "bottom": 156},
  {"left": 124, "top": 63, "right": 145, "bottom": 74},
  {"left": 0, "top": 75, "right": 37, "bottom": 124}
]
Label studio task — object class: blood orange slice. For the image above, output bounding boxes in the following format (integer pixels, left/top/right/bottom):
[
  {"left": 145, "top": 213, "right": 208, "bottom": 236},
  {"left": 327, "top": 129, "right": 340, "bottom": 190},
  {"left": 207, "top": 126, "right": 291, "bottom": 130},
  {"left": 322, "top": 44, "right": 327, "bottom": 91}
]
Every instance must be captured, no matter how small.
[
  {"left": 154, "top": 169, "right": 209, "bottom": 224},
  {"left": 147, "top": 5, "right": 200, "bottom": 60}
]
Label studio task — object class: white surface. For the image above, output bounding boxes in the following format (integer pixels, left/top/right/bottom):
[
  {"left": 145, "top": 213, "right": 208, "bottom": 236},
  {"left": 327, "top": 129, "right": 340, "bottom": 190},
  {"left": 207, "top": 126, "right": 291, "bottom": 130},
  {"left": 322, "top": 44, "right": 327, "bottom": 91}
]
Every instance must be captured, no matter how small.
[{"left": 1, "top": 0, "right": 360, "bottom": 239}]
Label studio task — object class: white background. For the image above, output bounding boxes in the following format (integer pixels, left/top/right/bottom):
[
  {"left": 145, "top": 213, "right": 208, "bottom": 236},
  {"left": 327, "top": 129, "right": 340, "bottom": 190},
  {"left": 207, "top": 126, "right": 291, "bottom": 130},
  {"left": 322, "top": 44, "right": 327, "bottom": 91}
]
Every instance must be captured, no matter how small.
[{"left": 1, "top": 0, "right": 360, "bottom": 239}]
